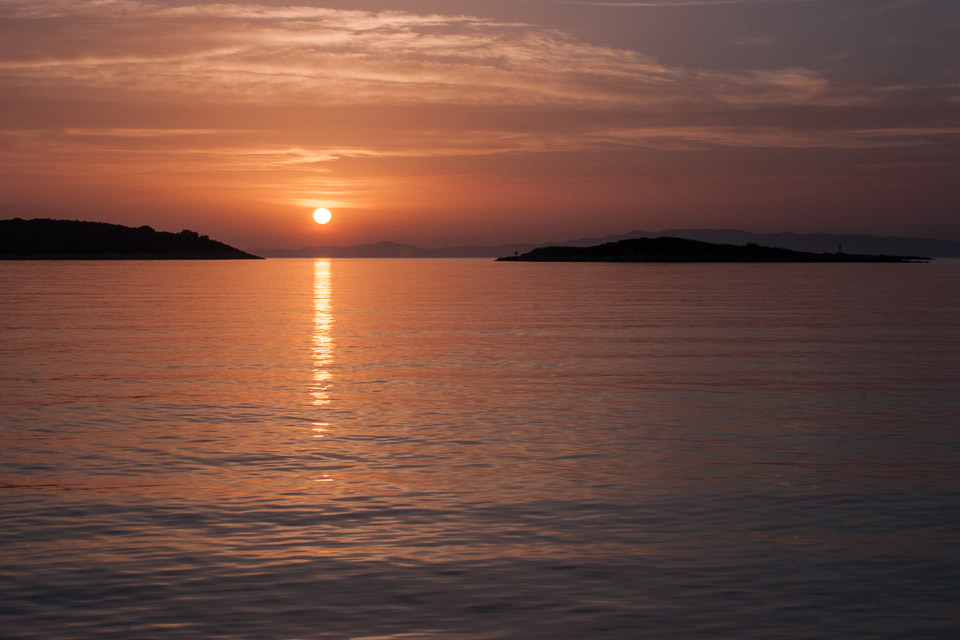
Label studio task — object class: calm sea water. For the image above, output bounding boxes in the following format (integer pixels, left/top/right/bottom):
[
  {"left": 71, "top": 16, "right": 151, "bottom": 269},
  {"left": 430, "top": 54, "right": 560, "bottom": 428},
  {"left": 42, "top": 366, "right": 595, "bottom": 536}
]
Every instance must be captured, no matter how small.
[{"left": 2, "top": 258, "right": 959, "bottom": 639}]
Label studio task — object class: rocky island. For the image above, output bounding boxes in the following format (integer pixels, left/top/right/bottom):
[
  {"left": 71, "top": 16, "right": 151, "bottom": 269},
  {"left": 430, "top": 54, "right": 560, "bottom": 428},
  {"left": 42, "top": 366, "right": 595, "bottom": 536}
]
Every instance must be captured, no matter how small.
[
  {"left": 0, "top": 218, "right": 261, "bottom": 259},
  {"left": 497, "top": 236, "right": 928, "bottom": 263}
]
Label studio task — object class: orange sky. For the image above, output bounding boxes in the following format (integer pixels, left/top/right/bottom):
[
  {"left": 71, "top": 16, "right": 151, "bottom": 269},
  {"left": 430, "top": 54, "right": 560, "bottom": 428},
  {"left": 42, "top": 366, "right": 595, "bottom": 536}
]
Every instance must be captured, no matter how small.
[{"left": 1, "top": 0, "right": 958, "bottom": 250}]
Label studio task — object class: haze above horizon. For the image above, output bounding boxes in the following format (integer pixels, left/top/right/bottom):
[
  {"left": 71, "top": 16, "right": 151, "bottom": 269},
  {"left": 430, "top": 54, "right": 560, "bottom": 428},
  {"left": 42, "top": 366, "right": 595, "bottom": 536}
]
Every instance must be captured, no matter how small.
[{"left": 2, "top": 0, "right": 958, "bottom": 249}]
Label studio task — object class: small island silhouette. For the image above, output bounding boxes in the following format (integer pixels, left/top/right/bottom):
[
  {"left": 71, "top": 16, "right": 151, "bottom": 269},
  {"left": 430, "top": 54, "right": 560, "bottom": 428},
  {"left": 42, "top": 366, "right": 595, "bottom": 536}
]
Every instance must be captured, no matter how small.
[
  {"left": 497, "top": 237, "right": 928, "bottom": 263},
  {"left": 0, "top": 218, "right": 261, "bottom": 260}
]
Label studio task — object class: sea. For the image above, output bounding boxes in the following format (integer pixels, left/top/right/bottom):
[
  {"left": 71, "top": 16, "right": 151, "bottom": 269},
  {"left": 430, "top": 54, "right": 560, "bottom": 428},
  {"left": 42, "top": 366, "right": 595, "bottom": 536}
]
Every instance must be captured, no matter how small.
[{"left": 1, "top": 258, "right": 959, "bottom": 639}]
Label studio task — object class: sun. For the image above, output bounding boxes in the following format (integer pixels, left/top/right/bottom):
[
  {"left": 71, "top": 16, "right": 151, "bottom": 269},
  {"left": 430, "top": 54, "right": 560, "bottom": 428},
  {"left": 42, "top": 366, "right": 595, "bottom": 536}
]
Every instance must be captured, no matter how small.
[{"left": 312, "top": 208, "right": 332, "bottom": 225}]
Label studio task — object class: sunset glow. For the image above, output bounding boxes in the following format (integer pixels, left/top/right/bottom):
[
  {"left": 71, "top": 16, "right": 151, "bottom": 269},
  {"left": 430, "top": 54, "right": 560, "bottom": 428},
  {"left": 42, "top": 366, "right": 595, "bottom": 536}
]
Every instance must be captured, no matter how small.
[
  {"left": 3, "top": 2, "right": 960, "bottom": 631},
  {"left": 1, "top": 0, "right": 957, "bottom": 250}
]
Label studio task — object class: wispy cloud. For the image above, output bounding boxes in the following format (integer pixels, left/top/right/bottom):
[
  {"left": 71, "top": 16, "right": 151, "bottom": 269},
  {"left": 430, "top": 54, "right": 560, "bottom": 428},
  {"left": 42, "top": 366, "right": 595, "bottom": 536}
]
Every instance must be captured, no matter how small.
[
  {"left": 2, "top": 2, "right": 952, "bottom": 145},
  {"left": 730, "top": 36, "right": 779, "bottom": 46},
  {"left": 555, "top": 0, "right": 820, "bottom": 7},
  {"left": 0, "top": 0, "right": 845, "bottom": 109}
]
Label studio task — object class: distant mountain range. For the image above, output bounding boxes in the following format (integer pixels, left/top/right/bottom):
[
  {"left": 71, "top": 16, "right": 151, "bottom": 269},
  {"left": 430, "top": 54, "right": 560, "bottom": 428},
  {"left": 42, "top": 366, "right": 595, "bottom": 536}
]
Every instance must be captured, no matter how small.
[
  {"left": 1, "top": 218, "right": 261, "bottom": 259},
  {"left": 260, "top": 229, "right": 960, "bottom": 259}
]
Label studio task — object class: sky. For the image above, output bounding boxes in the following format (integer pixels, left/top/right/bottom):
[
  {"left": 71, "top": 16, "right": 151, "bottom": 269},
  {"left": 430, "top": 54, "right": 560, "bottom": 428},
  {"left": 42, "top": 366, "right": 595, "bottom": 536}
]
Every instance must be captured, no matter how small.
[{"left": 1, "top": 0, "right": 958, "bottom": 249}]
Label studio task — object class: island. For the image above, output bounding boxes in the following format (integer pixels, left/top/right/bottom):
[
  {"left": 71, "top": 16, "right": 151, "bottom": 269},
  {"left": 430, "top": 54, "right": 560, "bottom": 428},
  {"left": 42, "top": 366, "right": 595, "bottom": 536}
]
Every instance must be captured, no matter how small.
[
  {"left": 497, "top": 237, "right": 928, "bottom": 263},
  {"left": 0, "top": 218, "right": 262, "bottom": 260}
]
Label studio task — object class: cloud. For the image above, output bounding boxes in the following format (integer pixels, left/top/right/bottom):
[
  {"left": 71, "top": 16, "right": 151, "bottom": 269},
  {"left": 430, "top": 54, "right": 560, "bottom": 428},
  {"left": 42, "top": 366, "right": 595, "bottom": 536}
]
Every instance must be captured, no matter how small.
[
  {"left": 730, "top": 36, "right": 779, "bottom": 46},
  {"left": 2, "top": 2, "right": 954, "bottom": 141},
  {"left": 555, "top": 0, "right": 819, "bottom": 7},
  {"left": 0, "top": 0, "right": 845, "bottom": 110}
]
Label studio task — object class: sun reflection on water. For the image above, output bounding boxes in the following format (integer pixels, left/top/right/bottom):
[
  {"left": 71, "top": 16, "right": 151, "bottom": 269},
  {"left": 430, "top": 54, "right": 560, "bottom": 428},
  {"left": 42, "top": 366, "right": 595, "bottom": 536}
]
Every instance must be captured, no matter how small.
[{"left": 311, "top": 259, "right": 333, "bottom": 439}]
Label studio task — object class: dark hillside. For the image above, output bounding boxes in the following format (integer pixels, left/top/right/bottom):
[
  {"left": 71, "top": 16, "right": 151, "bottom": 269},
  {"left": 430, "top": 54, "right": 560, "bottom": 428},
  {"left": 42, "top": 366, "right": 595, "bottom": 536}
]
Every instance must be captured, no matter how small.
[
  {"left": 0, "top": 218, "right": 261, "bottom": 259},
  {"left": 498, "top": 236, "right": 928, "bottom": 262}
]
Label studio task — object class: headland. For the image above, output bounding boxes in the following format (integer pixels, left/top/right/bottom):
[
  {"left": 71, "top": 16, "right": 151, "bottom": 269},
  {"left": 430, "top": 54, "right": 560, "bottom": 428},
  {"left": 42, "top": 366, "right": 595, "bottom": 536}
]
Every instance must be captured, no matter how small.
[
  {"left": 0, "top": 218, "right": 261, "bottom": 260},
  {"left": 497, "top": 237, "right": 928, "bottom": 263}
]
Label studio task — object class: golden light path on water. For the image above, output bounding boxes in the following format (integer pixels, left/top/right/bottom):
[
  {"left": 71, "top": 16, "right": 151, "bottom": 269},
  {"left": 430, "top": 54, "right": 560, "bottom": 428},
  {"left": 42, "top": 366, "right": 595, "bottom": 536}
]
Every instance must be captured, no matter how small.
[{"left": 310, "top": 260, "right": 334, "bottom": 475}]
